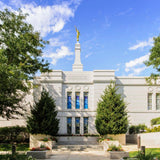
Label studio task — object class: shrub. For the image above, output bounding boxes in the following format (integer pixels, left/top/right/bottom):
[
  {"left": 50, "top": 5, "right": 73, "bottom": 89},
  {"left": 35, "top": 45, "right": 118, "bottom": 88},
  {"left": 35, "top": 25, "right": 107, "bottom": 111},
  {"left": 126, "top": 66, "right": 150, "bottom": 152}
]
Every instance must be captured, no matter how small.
[
  {"left": 107, "top": 144, "right": 123, "bottom": 151},
  {"left": 146, "top": 126, "right": 160, "bottom": 133},
  {"left": 136, "top": 151, "right": 155, "bottom": 160},
  {"left": 0, "top": 126, "right": 29, "bottom": 143},
  {"left": 129, "top": 124, "right": 147, "bottom": 134},
  {"left": 151, "top": 117, "right": 160, "bottom": 126},
  {"left": 95, "top": 82, "right": 128, "bottom": 135}
]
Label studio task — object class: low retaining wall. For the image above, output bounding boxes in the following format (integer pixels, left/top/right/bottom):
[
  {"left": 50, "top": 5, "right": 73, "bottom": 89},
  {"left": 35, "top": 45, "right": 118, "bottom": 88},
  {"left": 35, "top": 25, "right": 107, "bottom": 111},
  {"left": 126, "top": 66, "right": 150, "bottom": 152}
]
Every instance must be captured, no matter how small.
[
  {"left": 57, "top": 136, "right": 99, "bottom": 145},
  {"left": 107, "top": 151, "right": 129, "bottom": 159},
  {"left": 126, "top": 134, "right": 137, "bottom": 144},
  {"left": 30, "top": 134, "right": 54, "bottom": 149},
  {"left": 27, "top": 150, "right": 51, "bottom": 159},
  {"left": 138, "top": 132, "right": 160, "bottom": 148},
  {"left": 108, "top": 134, "right": 126, "bottom": 145}
]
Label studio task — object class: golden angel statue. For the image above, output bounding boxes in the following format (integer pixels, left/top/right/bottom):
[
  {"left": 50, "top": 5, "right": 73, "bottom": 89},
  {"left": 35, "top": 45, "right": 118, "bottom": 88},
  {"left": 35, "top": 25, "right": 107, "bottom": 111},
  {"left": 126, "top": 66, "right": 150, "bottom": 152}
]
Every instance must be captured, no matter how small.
[{"left": 75, "top": 27, "right": 80, "bottom": 42}]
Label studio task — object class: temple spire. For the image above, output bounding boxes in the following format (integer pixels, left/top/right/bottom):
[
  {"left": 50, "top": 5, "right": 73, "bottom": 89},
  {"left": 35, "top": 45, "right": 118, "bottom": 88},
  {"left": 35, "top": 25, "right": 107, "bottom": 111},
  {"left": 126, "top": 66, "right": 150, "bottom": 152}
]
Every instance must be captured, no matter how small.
[{"left": 72, "top": 27, "right": 83, "bottom": 71}]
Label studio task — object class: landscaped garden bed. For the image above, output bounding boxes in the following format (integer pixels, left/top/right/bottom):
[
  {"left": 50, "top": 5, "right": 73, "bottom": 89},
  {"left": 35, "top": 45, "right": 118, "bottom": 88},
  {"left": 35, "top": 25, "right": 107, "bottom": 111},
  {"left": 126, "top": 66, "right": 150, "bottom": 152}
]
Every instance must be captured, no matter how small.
[
  {"left": 106, "top": 144, "right": 129, "bottom": 159},
  {"left": 108, "top": 151, "right": 129, "bottom": 159},
  {"left": 27, "top": 150, "right": 50, "bottom": 159},
  {"left": 27, "top": 145, "right": 51, "bottom": 159}
]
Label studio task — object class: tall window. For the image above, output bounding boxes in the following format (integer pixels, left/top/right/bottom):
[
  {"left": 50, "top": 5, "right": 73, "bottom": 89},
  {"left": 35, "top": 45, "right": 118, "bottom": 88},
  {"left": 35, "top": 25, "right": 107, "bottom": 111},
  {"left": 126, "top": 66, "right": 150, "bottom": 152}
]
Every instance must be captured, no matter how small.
[
  {"left": 83, "top": 117, "right": 88, "bottom": 134},
  {"left": 67, "top": 117, "right": 72, "bottom": 134},
  {"left": 75, "top": 92, "right": 80, "bottom": 109},
  {"left": 67, "top": 92, "right": 72, "bottom": 109},
  {"left": 156, "top": 93, "right": 160, "bottom": 110},
  {"left": 148, "top": 93, "right": 152, "bottom": 110},
  {"left": 84, "top": 92, "right": 88, "bottom": 109},
  {"left": 75, "top": 117, "right": 80, "bottom": 134}
]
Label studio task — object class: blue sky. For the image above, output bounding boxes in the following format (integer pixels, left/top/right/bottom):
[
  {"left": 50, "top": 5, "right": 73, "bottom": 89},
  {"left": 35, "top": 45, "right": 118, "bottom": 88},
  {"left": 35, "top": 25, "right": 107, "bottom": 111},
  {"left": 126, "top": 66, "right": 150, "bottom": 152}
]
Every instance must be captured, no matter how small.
[{"left": 1, "top": 0, "right": 160, "bottom": 76}]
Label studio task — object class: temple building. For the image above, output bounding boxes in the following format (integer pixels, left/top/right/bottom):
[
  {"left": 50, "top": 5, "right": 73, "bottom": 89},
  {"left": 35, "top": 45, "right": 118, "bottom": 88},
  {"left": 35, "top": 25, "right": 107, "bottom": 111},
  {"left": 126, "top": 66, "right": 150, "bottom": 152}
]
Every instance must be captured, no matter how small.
[{"left": 1, "top": 35, "right": 160, "bottom": 135}]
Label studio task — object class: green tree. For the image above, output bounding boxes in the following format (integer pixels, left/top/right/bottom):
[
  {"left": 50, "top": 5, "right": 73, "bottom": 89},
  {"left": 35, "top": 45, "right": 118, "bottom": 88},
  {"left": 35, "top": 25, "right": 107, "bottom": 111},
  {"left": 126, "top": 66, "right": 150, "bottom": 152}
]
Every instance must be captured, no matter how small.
[
  {"left": 145, "top": 36, "right": 160, "bottom": 84},
  {"left": 0, "top": 9, "right": 50, "bottom": 119},
  {"left": 27, "top": 89, "right": 59, "bottom": 136},
  {"left": 95, "top": 82, "right": 128, "bottom": 135}
]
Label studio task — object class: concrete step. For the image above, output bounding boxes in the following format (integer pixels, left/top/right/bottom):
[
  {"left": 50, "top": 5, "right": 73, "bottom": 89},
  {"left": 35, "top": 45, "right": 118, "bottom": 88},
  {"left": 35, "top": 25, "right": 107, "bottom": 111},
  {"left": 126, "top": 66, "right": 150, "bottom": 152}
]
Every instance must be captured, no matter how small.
[
  {"left": 57, "top": 141, "right": 99, "bottom": 145},
  {"left": 52, "top": 145, "right": 104, "bottom": 151},
  {"left": 122, "top": 144, "right": 138, "bottom": 152}
]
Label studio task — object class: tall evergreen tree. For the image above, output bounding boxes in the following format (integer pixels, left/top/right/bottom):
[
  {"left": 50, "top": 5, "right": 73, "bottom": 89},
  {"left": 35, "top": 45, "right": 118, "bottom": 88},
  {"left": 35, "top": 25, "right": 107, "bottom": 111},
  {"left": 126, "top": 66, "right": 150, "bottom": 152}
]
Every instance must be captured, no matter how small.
[
  {"left": 95, "top": 82, "right": 128, "bottom": 135},
  {"left": 27, "top": 89, "right": 59, "bottom": 136}
]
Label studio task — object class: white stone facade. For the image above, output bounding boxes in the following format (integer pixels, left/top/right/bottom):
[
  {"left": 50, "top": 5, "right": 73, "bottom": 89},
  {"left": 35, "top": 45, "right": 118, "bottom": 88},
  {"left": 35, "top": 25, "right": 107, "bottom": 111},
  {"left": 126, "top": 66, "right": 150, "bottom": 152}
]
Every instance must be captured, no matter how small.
[{"left": 1, "top": 41, "right": 160, "bottom": 135}]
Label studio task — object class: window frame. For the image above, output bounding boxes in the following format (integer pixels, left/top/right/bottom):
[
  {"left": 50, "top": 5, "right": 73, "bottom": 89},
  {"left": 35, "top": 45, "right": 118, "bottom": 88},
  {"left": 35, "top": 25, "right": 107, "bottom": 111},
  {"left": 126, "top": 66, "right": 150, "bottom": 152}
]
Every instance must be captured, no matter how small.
[
  {"left": 148, "top": 93, "right": 152, "bottom": 110},
  {"left": 67, "top": 92, "right": 72, "bottom": 109},
  {"left": 156, "top": 93, "right": 160, "bottom": 110},
  {"left": 75, "top": 117, "right": 80, "bottom": 134},
  {"left": 67, "top": 117, "right": 72, "bottom": 135}
]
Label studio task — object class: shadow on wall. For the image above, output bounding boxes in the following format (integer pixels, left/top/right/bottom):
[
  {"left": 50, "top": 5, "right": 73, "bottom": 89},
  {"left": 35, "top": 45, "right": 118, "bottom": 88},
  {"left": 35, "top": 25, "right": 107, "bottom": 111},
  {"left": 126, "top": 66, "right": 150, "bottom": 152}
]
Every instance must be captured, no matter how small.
[
  {"left": 33, "top": 81, "right": 61, "bottom": 110},
  {"left": 115, "top": 79, "right": 127, "bottom": 99}
]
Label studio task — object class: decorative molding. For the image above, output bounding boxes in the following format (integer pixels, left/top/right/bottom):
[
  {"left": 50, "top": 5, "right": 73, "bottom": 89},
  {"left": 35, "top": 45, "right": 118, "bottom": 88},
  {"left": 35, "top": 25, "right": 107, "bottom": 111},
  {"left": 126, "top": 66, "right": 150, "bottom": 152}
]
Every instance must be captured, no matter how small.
[
  {"left": 156, "top": 87, "right": 160, "bottom": 93},
  {"left": 157, "top": 80, "right": 160, "bottom": 85},
  {"left": 67, "top": 87, "right": 73, "bottom": 91},
  {"left": 84, "top": 86, "right": 89, "bottom": 91},
  {"left": 76, "top": 86, "right": 81, "bottom": 90},
  {"left": 148, "top": 87, "right": 153, "bottom": 92}
]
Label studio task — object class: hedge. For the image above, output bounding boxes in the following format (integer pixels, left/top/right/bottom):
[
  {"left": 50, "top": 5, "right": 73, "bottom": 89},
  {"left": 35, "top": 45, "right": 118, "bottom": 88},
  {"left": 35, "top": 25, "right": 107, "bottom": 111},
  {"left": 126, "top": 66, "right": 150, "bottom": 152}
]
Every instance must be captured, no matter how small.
[{"left": 0, "top": 126, "right": 29, "bottom": 143}]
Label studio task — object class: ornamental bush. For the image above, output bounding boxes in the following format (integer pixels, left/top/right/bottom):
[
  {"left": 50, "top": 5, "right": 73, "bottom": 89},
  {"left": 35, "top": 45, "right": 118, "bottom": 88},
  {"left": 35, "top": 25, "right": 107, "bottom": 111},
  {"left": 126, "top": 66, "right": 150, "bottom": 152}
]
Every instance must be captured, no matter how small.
[
  {"left": 146, "top": 126, "right": 160, "bottom": 133},
  {"left": 151, "top": 117, "right": 160, "bottom": 126},
  {"left": 129, "top": 124, "right": 147, "bottom": 134},
  {"left": 0, "top": 126, "right": 28, "bottom": 143},
  {"left": 27, "top": 89, "right": 59, "bottom": 136},
  {"left": 95, "top": 82, "right": 128, "bottom": 135}
]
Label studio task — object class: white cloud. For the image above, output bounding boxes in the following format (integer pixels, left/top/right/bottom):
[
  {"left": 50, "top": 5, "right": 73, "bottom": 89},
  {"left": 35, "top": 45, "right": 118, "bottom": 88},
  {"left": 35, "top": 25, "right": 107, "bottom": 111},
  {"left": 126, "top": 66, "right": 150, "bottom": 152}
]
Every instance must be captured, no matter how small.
[
  {"left": 85, "top": 52, "right": 93, "bottom": 58},
  {"left": 0, "top": 1, "right": 13, "bottom": 10},
  {"left": 21, "top": 3, "right": 74, "bottom": 37},
  {"left": 43, "top": 46, "right": 73, "bottom": 65},
  {"left": 129, "top": 37, "right": 153, "bottom": 50},
  {"left": 125, "top": 53, "right": 150, "bottom": 76},
  {"left": 117, "top": 8, "right": 133, "bottom": 16},
  {"left": 49, "top": 37, "right": 64, "bottom": 47},
  {"left": 0, "top": 0, "right": 81, "bottom": 65},
  {"left": 125, "top": 53, "right": 150, "bottom": 70},
  {"left": 0, "top": 0, "right": 80, "bottom": 37},
  {"left": 128, "top": 67, "right": 146, "bottom": 76},
  {"left": 115, "top": 63, "right": 121, "bottom": 72}
]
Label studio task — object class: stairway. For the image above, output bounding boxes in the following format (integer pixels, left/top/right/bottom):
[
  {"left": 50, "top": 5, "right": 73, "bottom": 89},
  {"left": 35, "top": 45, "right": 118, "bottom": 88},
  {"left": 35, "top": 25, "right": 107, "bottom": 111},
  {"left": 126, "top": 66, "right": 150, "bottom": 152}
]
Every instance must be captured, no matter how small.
[
  {"left": 52, "top": 145, "right": 104, "bottom": 151},
  {"left": 53, "top": 136, "right": 103, "bottom": 151}
]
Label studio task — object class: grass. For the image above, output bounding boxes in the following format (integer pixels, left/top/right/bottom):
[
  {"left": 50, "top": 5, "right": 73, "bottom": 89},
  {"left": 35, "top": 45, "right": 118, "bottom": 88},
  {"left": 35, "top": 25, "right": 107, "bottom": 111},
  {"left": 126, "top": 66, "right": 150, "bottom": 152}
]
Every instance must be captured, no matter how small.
[
  {"left": 129, "top": 148, "right": 160, "bottom": 159},
  {"left": 0, "top": 143, "right": 29, "bottom": 151},
  {"left": 0, "top": 153, "right": 27, "bottom": 160}
]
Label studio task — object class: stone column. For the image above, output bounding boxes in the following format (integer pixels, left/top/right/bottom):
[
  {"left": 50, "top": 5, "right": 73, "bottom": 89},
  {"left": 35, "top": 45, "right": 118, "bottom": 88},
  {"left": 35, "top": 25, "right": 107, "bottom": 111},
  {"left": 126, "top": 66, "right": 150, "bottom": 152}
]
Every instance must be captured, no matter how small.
[
  {"left": 80, "top": 116, "right": 83, "bottom": 135},
  {"left": 72, "top": 117, "right": 75, "bottom": 135}
]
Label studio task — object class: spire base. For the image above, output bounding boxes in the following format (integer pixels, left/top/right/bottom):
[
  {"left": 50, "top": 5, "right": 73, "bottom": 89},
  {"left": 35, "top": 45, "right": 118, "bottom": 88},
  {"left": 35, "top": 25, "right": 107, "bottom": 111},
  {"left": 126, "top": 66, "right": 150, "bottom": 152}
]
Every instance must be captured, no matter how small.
[{"left": 72, "top": 42, "right": 83, "bottom": 72}]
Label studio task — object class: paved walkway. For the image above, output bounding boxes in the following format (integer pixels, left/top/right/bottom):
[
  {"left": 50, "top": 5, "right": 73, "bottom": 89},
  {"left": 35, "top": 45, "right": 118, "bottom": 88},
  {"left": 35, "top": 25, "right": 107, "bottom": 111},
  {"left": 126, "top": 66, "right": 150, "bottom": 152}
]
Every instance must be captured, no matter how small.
[{"left": 40, "top": 151, "right": 110, "bottom": 160}]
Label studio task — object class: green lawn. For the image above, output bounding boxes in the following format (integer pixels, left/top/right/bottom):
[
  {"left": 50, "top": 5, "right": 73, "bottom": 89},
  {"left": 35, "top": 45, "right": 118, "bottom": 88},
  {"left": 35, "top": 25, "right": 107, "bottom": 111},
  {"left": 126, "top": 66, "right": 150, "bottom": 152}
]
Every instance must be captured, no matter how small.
[
  {"left": 0, "top": 143, "right": 29, "bottom": 151},
  {"left": 129, "top": 148, "right": 160, "bottom": 159},
  {"left": 0, "top": 154, "right": 27, "bottom": 160}
]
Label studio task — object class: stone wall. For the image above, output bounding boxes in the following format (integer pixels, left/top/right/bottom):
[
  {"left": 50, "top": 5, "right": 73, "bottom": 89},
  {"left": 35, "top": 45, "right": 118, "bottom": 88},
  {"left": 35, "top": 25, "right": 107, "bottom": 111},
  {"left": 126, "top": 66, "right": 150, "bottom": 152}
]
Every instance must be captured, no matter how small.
[
  {"left": 29, "top": 134, "right": 52, "bottom": 149},
  {"left": 126, "top": 134, "right": 137, "bottom": 144},
  {"left": 138, "top": 132, "right": 160, "bottom": 148},
  {"left": 108, "top": 134, "right": 126, "bottom": 145}
]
